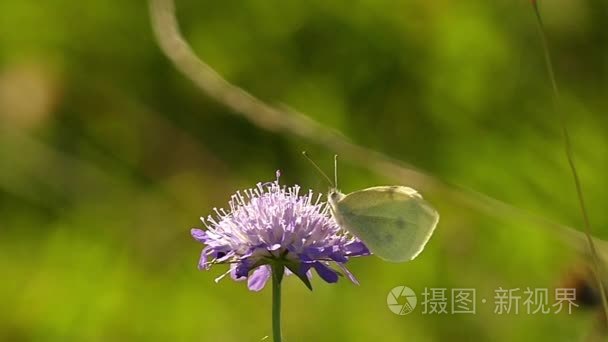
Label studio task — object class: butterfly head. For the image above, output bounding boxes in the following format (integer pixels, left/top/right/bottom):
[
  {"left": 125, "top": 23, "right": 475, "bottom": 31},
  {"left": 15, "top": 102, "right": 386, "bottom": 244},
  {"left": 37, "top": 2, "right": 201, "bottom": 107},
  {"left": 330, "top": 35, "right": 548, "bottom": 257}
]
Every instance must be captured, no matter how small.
[{"left": 328, "top": 188, "right": 345, "bottom": 211}]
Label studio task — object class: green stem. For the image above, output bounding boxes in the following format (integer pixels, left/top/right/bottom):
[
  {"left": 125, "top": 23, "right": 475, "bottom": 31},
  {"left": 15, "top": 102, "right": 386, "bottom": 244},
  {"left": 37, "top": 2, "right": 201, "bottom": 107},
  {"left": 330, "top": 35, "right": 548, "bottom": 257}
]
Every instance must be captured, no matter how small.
[{"left": 271, "top": 264, "right": 284, "bottom": 342}]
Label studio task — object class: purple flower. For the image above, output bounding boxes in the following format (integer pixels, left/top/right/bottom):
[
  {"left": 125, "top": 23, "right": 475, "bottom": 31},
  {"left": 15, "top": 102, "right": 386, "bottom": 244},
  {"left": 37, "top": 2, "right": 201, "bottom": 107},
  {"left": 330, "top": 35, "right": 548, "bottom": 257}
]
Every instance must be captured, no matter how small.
[{"left": 191, "top": 172, "right": 370, "bottom": 291}]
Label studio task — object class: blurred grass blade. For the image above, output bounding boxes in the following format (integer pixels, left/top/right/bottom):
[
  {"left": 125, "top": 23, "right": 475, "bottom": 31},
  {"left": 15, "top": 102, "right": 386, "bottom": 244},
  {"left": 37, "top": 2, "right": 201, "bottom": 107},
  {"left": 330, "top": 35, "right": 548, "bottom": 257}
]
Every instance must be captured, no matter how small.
[{"left": 531, "top": 0, "right": 608, "bottom": 324}]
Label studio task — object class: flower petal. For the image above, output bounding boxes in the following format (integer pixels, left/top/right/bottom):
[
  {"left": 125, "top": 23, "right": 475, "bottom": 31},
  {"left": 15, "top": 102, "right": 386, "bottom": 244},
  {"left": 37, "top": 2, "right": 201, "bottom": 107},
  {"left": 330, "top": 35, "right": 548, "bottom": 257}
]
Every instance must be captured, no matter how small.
[
  {"left": 191, "top": 229, "right": 208, "bottom": 243},
  {"left": 313, "top": 262, "right": 339, "bottom": 283},
  {"left": 215, "top": 251, "right": 234, "bottom": 262},
  {"left": 329, "top": 252, "right": 348, "bottom": 263},
  {"left": 344, "top": 241, "right": 370, "bottom": 256},
  {"left": 234, "top": 260, "right": 251, "bottom": 279},
  {"left": 198, "top": 246, "right": 211, "bottom": 270},
  {"left": 248, "top": 266, "right": 271, "bottom": 291},
  {"left": 230, "top": 263, "right": 246, "bottom": 282},
  {"left": 302, "top": 247, "right": 325, "bottom": 259}
]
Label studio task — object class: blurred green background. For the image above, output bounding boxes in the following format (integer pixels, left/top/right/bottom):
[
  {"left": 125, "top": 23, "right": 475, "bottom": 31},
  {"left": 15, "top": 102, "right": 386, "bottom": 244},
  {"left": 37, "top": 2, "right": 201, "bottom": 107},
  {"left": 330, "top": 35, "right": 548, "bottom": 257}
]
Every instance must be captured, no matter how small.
[{"left": 1, "top": 0, "right": 607, "bottom": 341}]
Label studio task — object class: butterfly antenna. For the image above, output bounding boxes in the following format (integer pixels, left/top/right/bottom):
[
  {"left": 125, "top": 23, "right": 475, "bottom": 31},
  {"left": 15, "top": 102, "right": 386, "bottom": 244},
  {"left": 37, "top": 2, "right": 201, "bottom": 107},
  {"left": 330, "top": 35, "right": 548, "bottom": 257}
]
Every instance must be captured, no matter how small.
[
  {"left": 334, "top": 154, "right": 339, "bottom": 189},
  {"left": 302, "top": 151, "right": 334, "bottom": 187}
]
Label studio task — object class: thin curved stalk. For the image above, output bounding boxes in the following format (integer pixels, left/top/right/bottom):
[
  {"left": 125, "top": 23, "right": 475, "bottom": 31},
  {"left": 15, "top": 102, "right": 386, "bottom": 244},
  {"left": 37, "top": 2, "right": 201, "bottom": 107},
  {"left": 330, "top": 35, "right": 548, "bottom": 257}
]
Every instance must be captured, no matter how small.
[{"left": 531, "top": 0, "right": 608, "bottom": 323}]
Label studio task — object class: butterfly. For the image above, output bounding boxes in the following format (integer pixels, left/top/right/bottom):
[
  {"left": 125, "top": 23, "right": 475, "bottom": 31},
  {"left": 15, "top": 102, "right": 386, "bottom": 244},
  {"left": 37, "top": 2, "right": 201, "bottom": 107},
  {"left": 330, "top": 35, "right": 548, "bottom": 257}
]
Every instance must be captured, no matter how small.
[{"left": 304, "top": 152, "right": 439, "bottom": 262}]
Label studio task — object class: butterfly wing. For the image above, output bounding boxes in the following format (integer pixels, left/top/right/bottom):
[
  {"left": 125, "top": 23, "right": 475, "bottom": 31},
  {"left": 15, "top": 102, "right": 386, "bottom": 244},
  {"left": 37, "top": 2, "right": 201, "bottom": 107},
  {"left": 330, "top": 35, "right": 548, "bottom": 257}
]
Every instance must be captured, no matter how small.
[{"left": 335, "top": 186, "right": 439, "bottom": 262}]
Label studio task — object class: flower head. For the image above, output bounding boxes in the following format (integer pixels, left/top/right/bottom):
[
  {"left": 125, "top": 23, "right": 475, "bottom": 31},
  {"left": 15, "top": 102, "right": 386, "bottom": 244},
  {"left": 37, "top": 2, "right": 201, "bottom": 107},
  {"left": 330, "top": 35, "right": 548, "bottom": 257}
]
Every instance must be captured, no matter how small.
[{"left": 191, "top": 171, "right": 370, "bottom": 291}]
